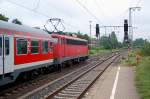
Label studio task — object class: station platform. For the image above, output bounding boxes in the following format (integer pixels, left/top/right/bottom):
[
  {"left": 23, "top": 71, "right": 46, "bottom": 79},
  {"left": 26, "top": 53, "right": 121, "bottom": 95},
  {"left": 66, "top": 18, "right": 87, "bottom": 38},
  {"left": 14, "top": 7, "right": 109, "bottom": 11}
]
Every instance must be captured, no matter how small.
[{"left": 83, "top": 64, "right": 139, "bottom": 99}]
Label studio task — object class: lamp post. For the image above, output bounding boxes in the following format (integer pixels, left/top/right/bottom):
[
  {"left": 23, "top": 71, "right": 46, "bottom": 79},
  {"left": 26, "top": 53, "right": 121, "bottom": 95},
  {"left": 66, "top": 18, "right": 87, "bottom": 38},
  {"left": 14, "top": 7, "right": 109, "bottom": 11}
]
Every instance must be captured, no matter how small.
[
  {"left": 129, "top": 7, "right": 141, "bottom": 48},
  {"left": 89, "top": 20, "right": 92, "bottom": 46}
]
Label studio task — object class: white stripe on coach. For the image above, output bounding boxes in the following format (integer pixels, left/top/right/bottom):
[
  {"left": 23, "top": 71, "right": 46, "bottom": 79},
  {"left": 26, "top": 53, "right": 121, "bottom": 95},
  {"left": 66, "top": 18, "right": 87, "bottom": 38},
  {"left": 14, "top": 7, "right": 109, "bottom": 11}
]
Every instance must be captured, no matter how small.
[{"left": 14, "top": 59, "right": 54, "bottom": 70}]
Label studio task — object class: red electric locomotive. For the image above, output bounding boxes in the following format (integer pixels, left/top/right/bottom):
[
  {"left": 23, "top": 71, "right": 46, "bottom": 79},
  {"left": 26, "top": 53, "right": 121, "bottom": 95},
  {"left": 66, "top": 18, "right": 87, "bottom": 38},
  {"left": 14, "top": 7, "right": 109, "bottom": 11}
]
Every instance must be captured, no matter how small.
[{"left": 52, "top": 33, "right": 88, "bottom": 64}]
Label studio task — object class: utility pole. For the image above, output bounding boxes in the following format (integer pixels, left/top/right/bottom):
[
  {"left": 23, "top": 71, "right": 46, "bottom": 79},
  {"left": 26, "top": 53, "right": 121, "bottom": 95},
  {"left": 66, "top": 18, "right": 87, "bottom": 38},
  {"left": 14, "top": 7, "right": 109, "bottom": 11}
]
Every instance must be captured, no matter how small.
[
  {"left": 98, "top": 27, "right": 100, "bottom": 47},
  {"left": 89, "top": 20, "right": 92, "bottom": 46},
  {"left": 129, "top": 7, "right": 141, "bottom": 48},
  {"left": 129, "top": 8, "right": 132, "bottom": 42},
  {"left": 104, "top": 26, "right": 107, "bottom": 36}
]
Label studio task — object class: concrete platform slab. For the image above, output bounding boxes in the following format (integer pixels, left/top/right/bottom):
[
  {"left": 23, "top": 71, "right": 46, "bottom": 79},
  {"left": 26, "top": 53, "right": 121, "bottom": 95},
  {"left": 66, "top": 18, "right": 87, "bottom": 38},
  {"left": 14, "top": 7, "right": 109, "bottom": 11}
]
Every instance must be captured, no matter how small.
[{"left": 83, "top": 64, "right": 139, "bottom": 99}]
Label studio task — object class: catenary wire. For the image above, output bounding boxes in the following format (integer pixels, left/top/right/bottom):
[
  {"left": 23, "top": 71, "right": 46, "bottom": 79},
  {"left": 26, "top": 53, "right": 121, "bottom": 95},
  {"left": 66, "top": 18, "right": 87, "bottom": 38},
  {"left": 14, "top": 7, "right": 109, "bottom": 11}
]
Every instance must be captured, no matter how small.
[
  {"left": 5, "top": 0, "right": 81, "bottom": 30},
  {"left": 75, "top": 0, "right": 104, "bottom": 26}
]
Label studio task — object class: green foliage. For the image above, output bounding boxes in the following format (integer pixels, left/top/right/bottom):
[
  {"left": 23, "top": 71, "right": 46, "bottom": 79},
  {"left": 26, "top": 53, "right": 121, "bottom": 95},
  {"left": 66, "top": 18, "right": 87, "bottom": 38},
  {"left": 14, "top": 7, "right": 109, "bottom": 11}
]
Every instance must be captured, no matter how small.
[
  {"left": 133, "top": 38, "right": 145, "bottom": 48},
  {"left": 99, "top": 36, "right": 112, "bottom": 49},
  {"left": 99, "top": 31, "right": 121, "bottom": 49},
  {"left": 0, "top": 14, "right": 9, "bottom": 21},
  {"left": 68, "top": 31, "right": 90, "bottom": 42},
  {"left": 141, "top": 41, "right": 150, "bottom": 56},
  {"left": 12, "top": 18, "right": 22, "bottom": 25},
  {"left": 118, "top": 42, "right": 123, "bottom": 48},
  {"left": 89, "top": 49, "right": 95, "bottom": 55},
  {"left": 89, "top": 46, "right": 111, "bottom": 56},
  {"left": 110, "top": 31, "right": 118, "bottom": 49},
  {"left": 135, "top": 57, "right": 150, "bottom": 99},
  {"left": 121, "top": 50, "right": 137, "bottom": 66},
  {"left": 76, "top": 31, "right": 90, "bottom": 42}
]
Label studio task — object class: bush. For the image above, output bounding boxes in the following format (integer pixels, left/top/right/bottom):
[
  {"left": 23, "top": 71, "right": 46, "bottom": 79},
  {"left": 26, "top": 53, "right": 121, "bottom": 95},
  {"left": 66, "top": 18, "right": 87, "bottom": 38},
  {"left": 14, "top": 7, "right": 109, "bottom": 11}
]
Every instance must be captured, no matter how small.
[
  {"left": 135, "top": 57, "right": 150, "bottom": 99},
  {"left": 141, "top": 42, "right": 150, "bottom": 56},
  {"left": 89, "top": 50, "right": 95, "bottom": 55}
]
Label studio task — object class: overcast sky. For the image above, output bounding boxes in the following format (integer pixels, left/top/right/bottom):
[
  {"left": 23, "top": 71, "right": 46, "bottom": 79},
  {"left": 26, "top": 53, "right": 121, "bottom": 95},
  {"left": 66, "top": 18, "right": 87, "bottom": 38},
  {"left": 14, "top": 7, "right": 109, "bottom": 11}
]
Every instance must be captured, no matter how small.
[{"left": 0, "top": 0, "right": 149, "bottom": 41}]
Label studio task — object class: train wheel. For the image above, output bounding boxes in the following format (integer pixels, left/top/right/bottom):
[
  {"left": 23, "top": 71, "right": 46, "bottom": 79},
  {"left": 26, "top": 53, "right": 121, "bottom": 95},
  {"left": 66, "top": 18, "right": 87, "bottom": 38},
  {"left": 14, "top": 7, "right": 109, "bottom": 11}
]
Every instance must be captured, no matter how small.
[
  {"left": 30, "top": 70, "right": 39, "bottom": 80},
  {"left": 57, "top": 64, "right": 62, "bottom": 72}
]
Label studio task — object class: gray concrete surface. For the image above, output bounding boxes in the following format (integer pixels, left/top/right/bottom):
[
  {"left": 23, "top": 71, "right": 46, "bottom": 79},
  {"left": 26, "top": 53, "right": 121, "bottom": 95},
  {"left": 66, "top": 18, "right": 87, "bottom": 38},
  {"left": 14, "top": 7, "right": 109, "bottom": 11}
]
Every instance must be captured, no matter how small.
[{"left": 83, "top": 65, "right": 139, "bottom": 99}]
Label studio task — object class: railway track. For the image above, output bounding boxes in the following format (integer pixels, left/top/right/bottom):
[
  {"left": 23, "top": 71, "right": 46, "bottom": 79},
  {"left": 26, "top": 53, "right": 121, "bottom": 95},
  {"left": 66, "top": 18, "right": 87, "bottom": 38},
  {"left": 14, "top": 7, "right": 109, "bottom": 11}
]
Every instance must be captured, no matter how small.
[
  {"left": 0, "top": 53, "right": 113, "bottom": 99},
  {"left": 18, "top": 52, "right": 120, "bottom": 99}
]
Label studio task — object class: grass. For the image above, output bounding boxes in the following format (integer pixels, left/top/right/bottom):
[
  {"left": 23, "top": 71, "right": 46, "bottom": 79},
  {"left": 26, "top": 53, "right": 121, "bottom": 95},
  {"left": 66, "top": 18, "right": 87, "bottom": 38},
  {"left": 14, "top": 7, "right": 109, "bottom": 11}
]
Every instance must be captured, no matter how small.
[
  {"left": 89, "top": 46, "right": 112, "bottom": 56},
  {"left": 135, "top": 57, "right": 150, "bottom": 99},
  {"left": 121, "top": 50, "right": 137, "bottom": 66},
  {"left": 122, "top": 50, "right": 150, "bottom": 99}
]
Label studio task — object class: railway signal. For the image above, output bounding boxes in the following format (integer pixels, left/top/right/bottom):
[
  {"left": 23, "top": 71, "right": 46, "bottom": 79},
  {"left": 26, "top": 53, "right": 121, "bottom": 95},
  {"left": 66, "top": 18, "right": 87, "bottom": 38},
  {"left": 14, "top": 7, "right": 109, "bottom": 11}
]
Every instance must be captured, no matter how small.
[
  {"left": 96, "top": 24, "right": 99, "bottom": 38},
  {"left": 124, "top": 19, "right": 129, "bottom": 43}
]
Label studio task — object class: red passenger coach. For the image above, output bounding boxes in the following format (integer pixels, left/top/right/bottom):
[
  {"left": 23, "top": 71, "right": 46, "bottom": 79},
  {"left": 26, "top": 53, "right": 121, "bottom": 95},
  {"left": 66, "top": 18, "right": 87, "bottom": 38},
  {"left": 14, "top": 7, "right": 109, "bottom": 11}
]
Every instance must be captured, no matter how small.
[
  {"left": 51, "top": 33, "right": 88, "bottom": 64},
  {"left": 0, "top": 20, "right": 54, "bottom": 86}
]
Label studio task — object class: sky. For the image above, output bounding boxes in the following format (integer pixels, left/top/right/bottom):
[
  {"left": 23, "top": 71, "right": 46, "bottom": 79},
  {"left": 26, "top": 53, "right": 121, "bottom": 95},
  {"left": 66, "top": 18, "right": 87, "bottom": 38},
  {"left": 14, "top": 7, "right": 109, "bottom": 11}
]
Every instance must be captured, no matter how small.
[{"left": 0, "top": 0, "right": 149, "bottom": 42}]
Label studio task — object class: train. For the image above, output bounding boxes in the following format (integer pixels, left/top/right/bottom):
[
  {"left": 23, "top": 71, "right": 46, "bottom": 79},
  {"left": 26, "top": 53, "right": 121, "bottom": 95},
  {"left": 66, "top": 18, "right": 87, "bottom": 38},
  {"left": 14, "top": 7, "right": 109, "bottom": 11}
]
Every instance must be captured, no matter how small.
[{"left": 0, "top": 20, "right": 88, "bottom": 86}]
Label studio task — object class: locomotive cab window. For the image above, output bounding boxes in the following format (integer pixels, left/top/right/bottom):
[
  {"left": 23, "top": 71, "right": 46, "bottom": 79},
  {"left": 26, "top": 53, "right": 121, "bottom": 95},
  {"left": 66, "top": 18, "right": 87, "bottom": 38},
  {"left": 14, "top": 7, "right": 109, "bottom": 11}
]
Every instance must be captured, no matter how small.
[
  {"left": 17, "top": 38, "right": 27, "bottom": 55},
  {"left": 0, "top": 37, "right": 2, "bottom": 56},
  {"left": 42, "top": 41, "right": 48, "bottom": 53},
  {"left": 5, "top": 37, "right": 9, "bottom": 55},
  {"left": 31, "top": 40, "right": 39, "bottom": 54}
]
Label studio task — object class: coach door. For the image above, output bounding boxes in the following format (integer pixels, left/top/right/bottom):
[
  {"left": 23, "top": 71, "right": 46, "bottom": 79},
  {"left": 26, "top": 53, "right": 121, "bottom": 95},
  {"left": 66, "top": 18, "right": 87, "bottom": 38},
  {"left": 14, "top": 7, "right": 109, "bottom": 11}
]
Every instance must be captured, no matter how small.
[
  {"left": 0, "top": 35, "right": 4, "bottom": 75},
  {"left": 0, "top": 35, "right": 13, "bottom": 75}
]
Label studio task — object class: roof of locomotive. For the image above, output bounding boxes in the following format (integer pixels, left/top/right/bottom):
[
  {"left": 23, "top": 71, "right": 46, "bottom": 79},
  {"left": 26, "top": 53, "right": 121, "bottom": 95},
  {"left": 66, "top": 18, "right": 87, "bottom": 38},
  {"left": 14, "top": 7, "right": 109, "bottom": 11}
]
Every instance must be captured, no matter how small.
[
  {"left": 0, "top": 20, "right": 52, "bottom": 39},
  {"left": 51, "top": 33, "right": 88, "bottom": 42}
]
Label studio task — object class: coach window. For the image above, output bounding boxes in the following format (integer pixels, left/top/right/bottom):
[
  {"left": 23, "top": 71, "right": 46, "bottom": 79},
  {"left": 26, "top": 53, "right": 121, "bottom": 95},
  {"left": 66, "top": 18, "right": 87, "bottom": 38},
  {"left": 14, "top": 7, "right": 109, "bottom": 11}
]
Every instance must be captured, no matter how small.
[
  {"left": 17, "top": 38, "right": 27, "bottom": 55},
  {"left": 5, "top": 37, "right": 9, "bottom": 55},
  {"left": 31, "top": 40, "right": 39, "bottom": 54},
  {"left": 0, "top": 37, "right": 2, "bottom": 56},
  {"left": 42, "top": 41, "right": 48, "bottom": 53}
]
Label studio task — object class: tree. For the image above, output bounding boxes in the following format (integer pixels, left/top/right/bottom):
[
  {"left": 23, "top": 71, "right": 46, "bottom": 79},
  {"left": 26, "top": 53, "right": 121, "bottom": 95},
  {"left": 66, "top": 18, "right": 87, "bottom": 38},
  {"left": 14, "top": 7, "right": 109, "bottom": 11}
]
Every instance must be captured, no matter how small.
[
  {"left": 76, "top": 31, "right": 90, "bottom": 42},
  {"left": 99, "top": 31, "right": 122, "bottom": 49},
  {"left": 83, "top": 34, "right": 90, "bottom": 41},
  {"left": 99, "top": 36, "right": 112, "bottom": 49},
  {"left": 133, "top": 38, "right": 145, "bottom": 48},
  {"left": 141, "top": 41, "right": 150, "bottom": 56},
  {"left": 0, "top": 14, "right": 9, "bottom": 21},
  {"left": 118, "top": 42, "right": 123, "bottom": 48},
  {"left": 110, "top": 31, "right": 118, "bottom": 49},
  {"left": 12, "top": 18, "right": 22, "bottom": 25}
]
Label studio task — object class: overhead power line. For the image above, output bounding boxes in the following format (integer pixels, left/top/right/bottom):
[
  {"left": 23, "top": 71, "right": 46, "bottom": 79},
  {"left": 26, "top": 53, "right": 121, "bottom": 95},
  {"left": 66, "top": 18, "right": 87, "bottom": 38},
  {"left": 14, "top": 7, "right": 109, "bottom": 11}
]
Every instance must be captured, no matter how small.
[
  {"left": 5, "top": 0, "right": 92, "bottom": 31},
  {"left": 6, "top": 0, "right": 50, "bottom": 18},
  {"left": 136, "top": 0, "right": 142, "bottom": 6},
  {"left": 93, "top": 0, "right": 106, "bottom": 16},
  {"left": 33, "top": 0, "right": 41, "bottom": 11},
  {"left": 75, "top": 0, "right": 104, "bottom": 25}
]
